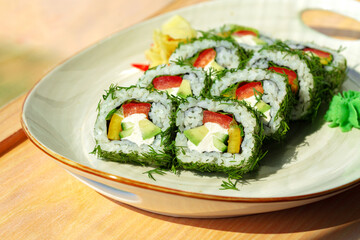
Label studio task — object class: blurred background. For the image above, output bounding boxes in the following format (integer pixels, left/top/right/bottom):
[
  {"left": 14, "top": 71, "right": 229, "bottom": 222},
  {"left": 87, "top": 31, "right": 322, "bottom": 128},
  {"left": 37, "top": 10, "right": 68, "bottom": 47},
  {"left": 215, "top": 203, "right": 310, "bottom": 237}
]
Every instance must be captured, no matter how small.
[
  {"left": 0, "top": 0, "right": 178, "bottom": 107},
  {"left": 1, "top": 0, "right": 359, "bottom": 108}
]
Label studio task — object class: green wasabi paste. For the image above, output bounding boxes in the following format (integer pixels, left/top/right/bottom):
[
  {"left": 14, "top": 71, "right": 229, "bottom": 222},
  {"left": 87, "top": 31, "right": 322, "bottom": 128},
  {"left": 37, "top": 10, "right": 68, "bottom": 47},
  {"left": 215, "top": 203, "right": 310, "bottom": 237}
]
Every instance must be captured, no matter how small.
[{"left": 324, "top": 90, "right": 360, "bottom": 132}]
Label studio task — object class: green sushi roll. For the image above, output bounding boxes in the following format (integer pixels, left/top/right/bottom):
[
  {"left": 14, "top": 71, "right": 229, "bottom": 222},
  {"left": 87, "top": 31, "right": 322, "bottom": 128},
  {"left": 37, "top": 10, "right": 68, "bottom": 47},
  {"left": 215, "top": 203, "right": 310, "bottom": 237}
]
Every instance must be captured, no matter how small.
[
  {"left": 137, "top": 64, "right": 208, "bottom": 98},
  {"left": 202, "top": 24, "right": 275, "bottom": 51},
  {"left": 169, "top": 36, "right": 248, "bottom": 72},
  {"left": 93, "top": 85, "right": 176, "bottom": 168},
  {"left": 174, "top": 97, "right": 264, "bottom": 178},
  {"left": 246, "top": 42, "right": 324, "bottom": 120},
  {"left": 285, "top": 40, "right": 347, "bottom": 99},
  {"left": 210, "top": 68, "right": 295, "bottom": 140}
]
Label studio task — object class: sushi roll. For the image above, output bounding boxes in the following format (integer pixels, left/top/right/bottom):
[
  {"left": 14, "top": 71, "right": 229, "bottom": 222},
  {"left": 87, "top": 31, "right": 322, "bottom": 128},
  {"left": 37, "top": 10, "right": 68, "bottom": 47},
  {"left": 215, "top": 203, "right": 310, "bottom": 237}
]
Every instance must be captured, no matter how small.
[
  {"left": 93, "top": 85, "right": 176, "bottom": 168},
  {"left": 246, "top": 42, "right": 324, "bottom": 120},
  {"left": 137, "top": 64, "right": 208, "bottom": 98},
  {"left": 203, "top": 24, "right": 275, "bottom": 51},
  {"left": 169, "top": 37, "right": 247, "bottom": 72},
  {"left": 175, "top": 97, "right": 264, "bottom": 178},
  {"left": 285, "top": 40, "right": 347, "bottom": 98},
  {"left": 210, "top": 68, "right": 295, "bottom": 140}
]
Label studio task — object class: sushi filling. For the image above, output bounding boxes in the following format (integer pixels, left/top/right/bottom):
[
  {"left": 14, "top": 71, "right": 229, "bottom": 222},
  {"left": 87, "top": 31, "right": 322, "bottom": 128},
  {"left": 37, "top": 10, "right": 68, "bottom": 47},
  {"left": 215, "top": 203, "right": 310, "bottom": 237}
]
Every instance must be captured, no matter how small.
[
  {"left": 187, "top": 122, "right": 228, "bottom": 152},
  {"left": 243, "top": 95, "right": 271, "bottom": 124},
  {"left": 106, "top": 102, "right": 161, "bottom": 146},
  {"left": 184, "top": 110, "right": 243, "bottom": 153},
  {"left": 217, "top": 27, "right": 266, "bottom": 46},
  {"left": 302, "top": 47, "right": 333, "bottom": 65},
  {"left": 221, "top": 81, "right": 272, "bottom": 124},
  {"left": 152, "top": 75, "right": 192, "bottom": 98},
  {"left": 232, "top": 34, "right": 258, "bottom": 46},
  {"left": 231, "top": 30, "right": 265, "bottom": 46},
  {"left": 268, "top": 65, "right": 299, "bottom": 94},
  {"left": 192, "top": 48, "right": 224, "bottom": 72},
  {"left": 121, "top": 113, "right": 155, "bottom": 145}
]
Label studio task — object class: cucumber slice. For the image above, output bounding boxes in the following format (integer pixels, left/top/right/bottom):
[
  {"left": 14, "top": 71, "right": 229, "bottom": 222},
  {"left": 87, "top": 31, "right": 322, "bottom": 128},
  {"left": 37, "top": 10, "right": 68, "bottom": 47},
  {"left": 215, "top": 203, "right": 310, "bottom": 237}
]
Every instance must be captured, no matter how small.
[
  {"left": 221, "top": 83, "right": 239, "bottom": 99},
  {"left": 253, "top": 37, "right": 267, "bottom": 45},
  {"left": 255, "top": 100, "right": 271, "bottom": 113},
  {"left": 119, "top": 127, "right": 133, "bottom": 138},
  {"left": 121, "top": 122, "right": 135, "bottom": 130},
  {"left": 213, "top": 132, "right": 229, "bottom": 142},
  {"left": 184, "top": 125, "right": 209, "bottom": 146},
  {"left": 212, "top": 136, "right": 227, "bottom": 152},
  {"left": 177, "top": 79, "right": 192, "bottom": 98},
  {"left": 105, "top": 107, "right": 123, "bottom": 120},
  {"left": 139, "top": 119, "right": 161, "bottom": 140}
]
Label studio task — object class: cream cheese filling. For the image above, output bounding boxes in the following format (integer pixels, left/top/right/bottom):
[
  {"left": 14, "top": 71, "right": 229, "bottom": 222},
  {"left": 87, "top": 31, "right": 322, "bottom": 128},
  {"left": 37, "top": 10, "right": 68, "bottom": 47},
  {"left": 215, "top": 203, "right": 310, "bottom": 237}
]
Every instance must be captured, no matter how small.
[
  {"left": 121, "top": 113, "right": 154, "bottom": 145},
  {"left": 232, "top": 35, "right": 258, "bottom": 46},
  {"left": 188, "top": 122, "right": 228, "bottom": 153},
  {"left": 244, "top": 95, "right": 271, "bottom": 124}
]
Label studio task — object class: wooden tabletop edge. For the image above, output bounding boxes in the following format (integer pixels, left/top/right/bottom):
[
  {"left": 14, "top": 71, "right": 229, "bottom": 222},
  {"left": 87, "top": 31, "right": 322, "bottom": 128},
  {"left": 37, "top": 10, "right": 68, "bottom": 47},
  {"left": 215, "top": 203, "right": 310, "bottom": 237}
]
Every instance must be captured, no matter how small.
[{"left": 0, "top": 94, "right": 27, "bottom": 155}]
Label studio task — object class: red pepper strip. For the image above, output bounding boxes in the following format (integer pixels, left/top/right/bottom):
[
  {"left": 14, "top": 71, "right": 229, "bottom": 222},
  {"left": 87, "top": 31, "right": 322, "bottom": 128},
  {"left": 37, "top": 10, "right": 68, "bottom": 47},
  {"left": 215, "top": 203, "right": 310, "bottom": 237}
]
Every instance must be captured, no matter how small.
[
  {"left": 131, "top": 63, "right": 149, "bottom": 71},
  {"left": 122, "top": 102, "right": 151, "bottom": 118},
  {"left": 203, "top": 110, "right": 234, "bottom": 129},
  {"left": 268, "top": 66, "right": 299, "bottom": 93},
  {"left": 193, "top": 48, "right": 216, "bottom": 68},
  {"left": 236, "top": 82, "right": 264, "bottom": 100},
  {"left": 303, "top": 48, "right": 332, "bottom": 65},
  {"left": 303, "top": 48, "right": 331, "bottom": 59},
  {"left": 232, "top": 30, "right": 258, "bottom": 37},
  {"left": 152, "top": 75, "right": 183, "bottom": 90}
]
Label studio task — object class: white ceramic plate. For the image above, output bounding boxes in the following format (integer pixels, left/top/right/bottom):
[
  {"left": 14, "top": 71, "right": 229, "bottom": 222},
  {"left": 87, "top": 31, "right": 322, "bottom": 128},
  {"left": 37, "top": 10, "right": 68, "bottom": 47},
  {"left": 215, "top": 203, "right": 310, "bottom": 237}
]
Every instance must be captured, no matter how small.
[{"left": 22, "top": 0, "right": 360, "bottom": 218}]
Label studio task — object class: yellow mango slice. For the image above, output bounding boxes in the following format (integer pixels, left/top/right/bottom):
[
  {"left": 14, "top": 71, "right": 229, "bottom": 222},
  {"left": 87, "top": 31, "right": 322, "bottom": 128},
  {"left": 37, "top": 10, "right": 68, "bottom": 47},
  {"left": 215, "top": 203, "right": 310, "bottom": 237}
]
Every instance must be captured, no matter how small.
[
  {"left": 227, "top": 121, "right": 242, "bottom": 154},
  {"left": 107, "top": 113, "right": 123, "bottom": 140},
  {"left": 320, "top": 57, "right": 332, "bottom": 65}
]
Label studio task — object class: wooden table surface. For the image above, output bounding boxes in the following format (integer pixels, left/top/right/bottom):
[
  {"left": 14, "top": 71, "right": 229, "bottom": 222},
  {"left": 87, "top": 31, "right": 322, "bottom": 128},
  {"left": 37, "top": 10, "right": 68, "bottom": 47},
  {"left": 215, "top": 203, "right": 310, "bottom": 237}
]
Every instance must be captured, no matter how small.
[{"left": 1, "top": 0, "right": 360, "bottom": 239}]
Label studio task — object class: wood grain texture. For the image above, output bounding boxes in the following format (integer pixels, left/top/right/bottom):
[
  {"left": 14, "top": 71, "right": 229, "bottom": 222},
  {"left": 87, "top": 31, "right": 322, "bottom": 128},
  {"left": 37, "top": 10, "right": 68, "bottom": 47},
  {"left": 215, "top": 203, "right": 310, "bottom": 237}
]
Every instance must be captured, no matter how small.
[
  {"left": 302, "top": 9, "right": 360, "bottom": 40},
  {"left": 0, "top": 140, "right": 359, "bottom": 239},
  {"left": 0, "top": 95, "right": 26, "bottom": 156}
]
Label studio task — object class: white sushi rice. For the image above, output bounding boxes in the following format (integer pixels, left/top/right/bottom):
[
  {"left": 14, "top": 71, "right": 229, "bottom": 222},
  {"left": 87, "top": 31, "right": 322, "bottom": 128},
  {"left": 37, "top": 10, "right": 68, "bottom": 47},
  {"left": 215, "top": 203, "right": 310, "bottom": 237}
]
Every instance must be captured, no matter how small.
[
  {"left": 246, "top": 49, "right": 314, "bottom": 120},
  {"left": 175, "top": 98, "right": 259, "bottom": 167},
  {"left": 137, "top": 64, "right": 206, "bottom": 97},
  {"left": 169, "top": 39, "right": 240, "bottom": 69},
  {"left": 210, "top": 68, "right": 288, "bottom": 136},
  {"left": 94, "top": 87, "right": 172, "bottom": 154}
]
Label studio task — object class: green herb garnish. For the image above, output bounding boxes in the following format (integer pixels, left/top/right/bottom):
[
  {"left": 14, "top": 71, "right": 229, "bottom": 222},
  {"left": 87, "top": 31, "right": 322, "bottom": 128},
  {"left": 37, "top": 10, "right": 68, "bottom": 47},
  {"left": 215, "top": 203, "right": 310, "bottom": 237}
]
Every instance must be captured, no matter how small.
[
  {"left": 143, "top": 168, "right": 166, "bottom": 181},
  {"left": 220, "top": 178, "right": 239, "bottom": 191}
]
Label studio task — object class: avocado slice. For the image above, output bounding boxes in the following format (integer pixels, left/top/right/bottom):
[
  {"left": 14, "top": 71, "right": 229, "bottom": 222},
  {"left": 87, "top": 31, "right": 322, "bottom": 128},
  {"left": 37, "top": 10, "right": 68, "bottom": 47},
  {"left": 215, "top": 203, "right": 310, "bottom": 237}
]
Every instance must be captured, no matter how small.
[
  {"left": 253, "top": 37, "right": 267, "bottom": 45},
  {"left": 255, "top": 100, "right": 271, "bottom": 113},
  {"left": 119, "top": 127, "right": 134, "bottom": 139},
  {"left": 221, "top": 83, "right": 239, "bottom": 99},
  {"left": 213, "top": 135, "right": 227, "bottom": 152},
  {"left": 139, "top": 119, "right": 161, "bottom": 140},
  {"left": 184, "top": 125, "right": 209, "bottom": 146},
  {"left": 213, "top": 132, "right": 229, "bottom": 142},
  {"left": 177, "top": 79, "right": 192, "bottom": 98},
  {"left": 210, "top": 61, "right": 224, "bottom": 71},
  {"left": 121, "top": 121, "right": 135, "bottom": 130}
]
